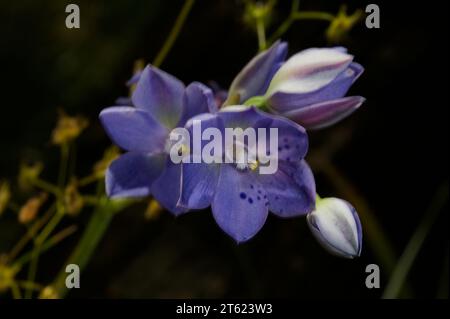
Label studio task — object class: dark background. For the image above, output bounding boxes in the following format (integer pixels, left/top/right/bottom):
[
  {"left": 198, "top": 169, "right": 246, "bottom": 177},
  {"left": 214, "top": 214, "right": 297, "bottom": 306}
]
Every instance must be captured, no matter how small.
[{"left": 0, "top": 0, "right": 448, "bottom": 298}]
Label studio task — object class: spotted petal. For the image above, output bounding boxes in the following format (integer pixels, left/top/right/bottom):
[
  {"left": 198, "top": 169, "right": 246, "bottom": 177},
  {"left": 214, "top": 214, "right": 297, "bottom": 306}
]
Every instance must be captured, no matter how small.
[
  {"left": 212, "top": 164, "right": 269, "bottom": 243},
  {"left": 258, "top": 160, "right": 315, "bottom": 217}
]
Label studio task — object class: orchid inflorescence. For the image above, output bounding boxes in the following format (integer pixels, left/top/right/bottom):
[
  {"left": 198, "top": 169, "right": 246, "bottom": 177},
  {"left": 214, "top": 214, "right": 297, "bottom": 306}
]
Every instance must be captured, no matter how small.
[{"left": 100, "top": 41, "right": 365, "bottom": 256}]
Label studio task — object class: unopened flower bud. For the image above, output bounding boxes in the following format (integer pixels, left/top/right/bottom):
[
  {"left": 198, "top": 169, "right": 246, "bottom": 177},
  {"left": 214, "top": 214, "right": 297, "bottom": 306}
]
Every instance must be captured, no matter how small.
[
  {"left": 307, "top": 197, "right": 362, "bottom": 258},
  {"left": 18, "top": 193, "right": 48, "bottom": 224},
  {"left": 51, "top": 110, "right": 88, "bottom": 145}
]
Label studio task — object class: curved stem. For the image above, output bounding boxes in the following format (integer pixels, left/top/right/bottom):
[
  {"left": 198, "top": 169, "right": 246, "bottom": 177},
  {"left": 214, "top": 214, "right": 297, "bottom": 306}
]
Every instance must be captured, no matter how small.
[
  {"left": 382, "top": 182, "right": 448, "bottom": 299},
  {"left": 268, "top": 3, "right": 334, "bottom": 45},
  {"left": 152, "top": 0, "right": 196, "bottom": 67}
]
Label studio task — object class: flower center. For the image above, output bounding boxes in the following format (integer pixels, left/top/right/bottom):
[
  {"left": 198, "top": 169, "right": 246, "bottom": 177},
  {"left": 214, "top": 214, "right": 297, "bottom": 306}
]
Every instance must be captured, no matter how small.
[{"left": 225, "top": 140, "right": 259, "bottom": 171}]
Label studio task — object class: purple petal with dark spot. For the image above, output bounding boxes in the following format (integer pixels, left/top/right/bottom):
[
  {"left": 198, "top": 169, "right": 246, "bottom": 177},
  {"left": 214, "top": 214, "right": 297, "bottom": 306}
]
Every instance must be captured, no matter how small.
[
  {"left": 212, "top": 165, "right": 268, "bottom": 243},
  {"left": 258, "top": 160, "right": 315, "bottom": 217},
  {"left": 254, "top": 110, "right": 309, "bottom": 162}
]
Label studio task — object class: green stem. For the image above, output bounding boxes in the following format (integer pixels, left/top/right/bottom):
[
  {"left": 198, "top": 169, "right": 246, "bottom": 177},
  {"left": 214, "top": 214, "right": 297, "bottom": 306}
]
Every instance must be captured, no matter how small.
[
  {"left": 268, "top": 3, "right": 334, "bottom": 45},
  {"left": 30, "top": 178, "right": 61, "bottom": 197},
  {"left": 77, "top": 174, "right": 100, "bottom": 187},
  {"left": 35, "top": 207, "right": 64, "bottom": 246},
  {"left": 256, "top": 18, "right": 266, "bottom": 51},
  {"left": 292, "top": 11, "right": 334, "bottom": 21},
  {"left": 13, "top": 225, "right": 77, "bottom": 267},
  {"left": 8, "top": 204, "right": 55, "bottom": 262},
  {"left": 382, "top": 182, "right": 448, "bottom": 299},
  {"left": 52, "top": 197, "right": 131, "bottom": 297},
  {"left": 152, "top": 0, "right": 196, "bottom": 67},
  {"left": 58, "top": 143, "right": 70, "bottom": 189},
  {"left": 25, "top": 246, "right": 40, "bottom": 298}
]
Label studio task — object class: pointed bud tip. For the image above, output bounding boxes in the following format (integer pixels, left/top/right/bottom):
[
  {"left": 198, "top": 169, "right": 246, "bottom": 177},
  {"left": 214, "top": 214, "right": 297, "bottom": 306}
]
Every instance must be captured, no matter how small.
[{"left": 307, "top": 197, "right": 362, "bottom": 259}]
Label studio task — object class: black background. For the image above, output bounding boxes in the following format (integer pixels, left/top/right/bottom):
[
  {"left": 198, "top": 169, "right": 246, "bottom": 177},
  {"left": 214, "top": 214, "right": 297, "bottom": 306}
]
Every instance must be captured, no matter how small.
[{"left": 0, "top": 0, "right": 448, "bottom": 298}]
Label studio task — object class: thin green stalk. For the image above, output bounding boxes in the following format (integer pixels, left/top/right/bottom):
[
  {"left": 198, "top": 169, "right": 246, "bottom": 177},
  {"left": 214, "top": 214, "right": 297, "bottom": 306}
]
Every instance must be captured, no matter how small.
[
  {"left": 382, "top": 182, "right": 448, "bottom": 299},
  {"left": 268, "top": 0, "right": 334, "bottom": 45},
  {"left": 58, "top": 143, "right": 70, "bottom": 189},
  {"left": 256, "top": 18, "right": 267, "bottom": 51},
  {"left": 52, "top": 196, "right": 131, "bottom": 297},
  {"left": 30, "top": 178, "right": 61, "bottom": 197},
  {"left": 292, "top": 11, "right": 334, "bottom": 21},
  {"left": 24, "top": 205, "right": 61, "bottom": 298},
  {"left": 68, "top": 142, "right": 77, "bottom": 181},
  {"left": 8, "top": 204, "right": 56, "bottom": 262},
  {"left": 35, "top": 207, "right": 65, "bottom": 246},
  {"left": 77, "top": 173, "right": 100, "bottom": 187},
  {"left": 13, "top": 225, "right": 77, "bottom": 267},
  {"left": 152, "top": 0, "right": 196, "bottom": 67},
  {"left": 25, "top": 247, "right": 40, "bottom": 298}
]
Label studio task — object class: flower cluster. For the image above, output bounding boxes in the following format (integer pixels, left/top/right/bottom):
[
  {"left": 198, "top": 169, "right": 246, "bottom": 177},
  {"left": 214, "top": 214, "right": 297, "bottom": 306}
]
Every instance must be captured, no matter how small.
[{"left": 100, "top": 42, "right": 365, "bottom": 256}]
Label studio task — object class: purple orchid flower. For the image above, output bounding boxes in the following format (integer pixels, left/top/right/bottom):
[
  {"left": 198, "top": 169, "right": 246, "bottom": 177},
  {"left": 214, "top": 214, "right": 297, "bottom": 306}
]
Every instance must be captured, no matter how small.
[
  {"left": 99, "top": 65, "right": 217, "bottom": 214},
  {"left": 178, "top": 106, "right": 316, "bottom": 243},
  {"left": 228, "top": 43, "right": 365, "bottom": 130}
]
